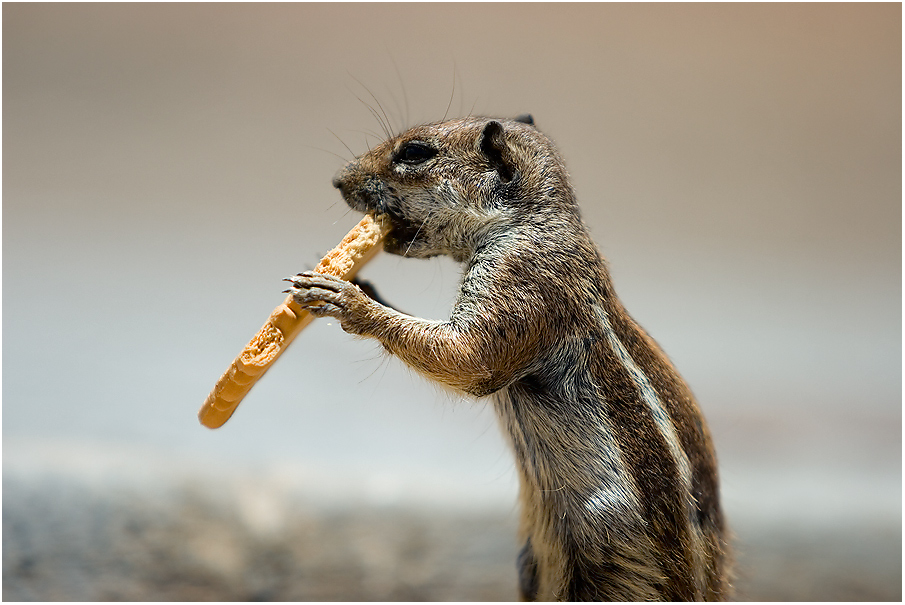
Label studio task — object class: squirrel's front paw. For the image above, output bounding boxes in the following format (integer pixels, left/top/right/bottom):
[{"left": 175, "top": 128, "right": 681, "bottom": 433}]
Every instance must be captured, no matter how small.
[{"left": 283, "top": 272, "right": 371, "bottom": 334}]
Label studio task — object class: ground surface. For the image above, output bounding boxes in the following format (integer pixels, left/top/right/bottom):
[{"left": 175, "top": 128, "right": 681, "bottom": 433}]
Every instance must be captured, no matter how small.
[{"left": 3, "top": 474, "right": 900, "bottom": 602}]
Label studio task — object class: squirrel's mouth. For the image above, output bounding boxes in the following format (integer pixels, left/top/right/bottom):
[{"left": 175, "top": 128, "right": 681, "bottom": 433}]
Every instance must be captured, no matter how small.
[
  {"left": 380, "top": 211, "right": 423, "bottom": 257},
  {"left": 338, "top": 187, "right": 424, "bottom": 257}
]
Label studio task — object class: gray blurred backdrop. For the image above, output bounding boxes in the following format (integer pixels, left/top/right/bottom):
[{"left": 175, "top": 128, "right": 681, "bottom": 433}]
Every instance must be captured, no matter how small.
[{"left": 3, "top": 3, "right": 901, "bottom": 601}]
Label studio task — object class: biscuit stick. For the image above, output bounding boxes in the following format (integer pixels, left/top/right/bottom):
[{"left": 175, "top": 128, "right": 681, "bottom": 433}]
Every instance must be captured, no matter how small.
[{"left": 199, "top": 213, "right": 391, "bottom": 428}]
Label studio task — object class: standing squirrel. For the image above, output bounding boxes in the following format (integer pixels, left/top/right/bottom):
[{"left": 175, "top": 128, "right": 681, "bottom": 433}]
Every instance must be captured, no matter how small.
[{"left": 287, "top": 115, "right": 730, "bottom": 600}]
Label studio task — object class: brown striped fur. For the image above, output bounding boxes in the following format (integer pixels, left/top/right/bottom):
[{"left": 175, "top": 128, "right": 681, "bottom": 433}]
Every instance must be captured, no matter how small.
[{"left": 288, "top": 116, "right": 730, "bottom": 600}]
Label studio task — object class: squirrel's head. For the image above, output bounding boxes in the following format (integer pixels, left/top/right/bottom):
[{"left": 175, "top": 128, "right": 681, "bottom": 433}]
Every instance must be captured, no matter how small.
[{"left": 332, "top": 115, "right": 576, "bottom": 262}]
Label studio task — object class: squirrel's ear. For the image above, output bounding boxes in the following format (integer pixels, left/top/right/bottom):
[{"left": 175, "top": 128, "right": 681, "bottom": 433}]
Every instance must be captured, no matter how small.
[
  {"left": 480, "top": 121, "right": 514, "bottom": 183},
  {"left": 514, "top": 113, "right": 534, "bottom": 126}
]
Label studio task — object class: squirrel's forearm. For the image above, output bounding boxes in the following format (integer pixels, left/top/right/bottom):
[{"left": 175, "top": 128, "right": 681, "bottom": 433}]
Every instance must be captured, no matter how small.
[{"left": 358, "top": 306, "right": 537, "bottom": 397}]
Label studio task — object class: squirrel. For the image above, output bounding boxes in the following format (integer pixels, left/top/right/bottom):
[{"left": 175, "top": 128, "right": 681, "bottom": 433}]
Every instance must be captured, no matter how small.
[{"left": 286, "top": 115, "right": 730, "bottom": 600}]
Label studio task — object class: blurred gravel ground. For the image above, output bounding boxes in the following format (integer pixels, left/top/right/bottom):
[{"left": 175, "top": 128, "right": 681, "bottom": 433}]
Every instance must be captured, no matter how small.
[
  {"left": 2, "top": 476, "right": 520, "bottom": 601},
  {"left": 3, "top": 475, "right": 900, "bottom": 602},
  {"left": 730, "top": 523, "right": 902, "bottom": 602}
]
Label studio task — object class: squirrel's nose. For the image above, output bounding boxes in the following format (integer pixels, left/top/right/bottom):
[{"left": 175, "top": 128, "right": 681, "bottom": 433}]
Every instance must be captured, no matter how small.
[{"left": 332, "top": 165, "right": 353, "bottom": 193}]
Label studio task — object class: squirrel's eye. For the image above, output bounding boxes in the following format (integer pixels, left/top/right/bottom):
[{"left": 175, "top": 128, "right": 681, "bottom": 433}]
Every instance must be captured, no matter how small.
[{"left": 395, "top": 141, "right": 438, "bottom": 165}]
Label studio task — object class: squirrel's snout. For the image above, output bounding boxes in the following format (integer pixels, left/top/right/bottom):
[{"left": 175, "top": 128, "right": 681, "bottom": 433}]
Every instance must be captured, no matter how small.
[{"left": 332, "top": 171, "right": 345, "bottom": 191}]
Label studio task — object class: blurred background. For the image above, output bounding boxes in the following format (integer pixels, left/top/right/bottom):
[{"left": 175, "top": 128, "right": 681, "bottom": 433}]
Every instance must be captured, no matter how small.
[{"left": 3, "top": 3, "right": 900, "bottom": 601}]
